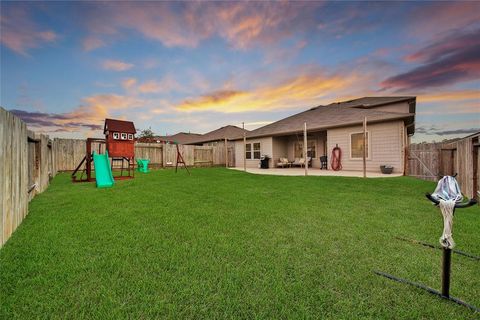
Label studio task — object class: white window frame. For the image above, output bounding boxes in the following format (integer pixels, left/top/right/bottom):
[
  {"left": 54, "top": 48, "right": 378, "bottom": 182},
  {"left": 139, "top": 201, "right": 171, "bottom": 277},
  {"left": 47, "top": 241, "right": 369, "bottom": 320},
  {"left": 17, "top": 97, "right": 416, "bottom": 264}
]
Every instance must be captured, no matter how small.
[
  {"left": 127, "top": 134, "right": 134, "bottom": 140},
  {"left": 245, "top": 142, "right": 261, "bottom": 160},
  {"left": 121, "top": 133, "right": 127, "bottom": 140},
  {"left": 349, "top": 131, "right": 371, "bottom": 160},
  {"left": 245, "top": 143, "right": 252, "bottom": 160},
  {"left": 253, "top": 142, "right": 261, "bottom": 160},
  {"left": 113, "top": 132, "right": 120, "bottom": 140}
]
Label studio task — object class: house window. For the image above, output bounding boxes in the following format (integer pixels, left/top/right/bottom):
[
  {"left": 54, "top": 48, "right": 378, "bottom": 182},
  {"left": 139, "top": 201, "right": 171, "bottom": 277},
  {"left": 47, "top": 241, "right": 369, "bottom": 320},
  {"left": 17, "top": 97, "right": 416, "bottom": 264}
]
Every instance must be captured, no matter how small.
[
  {"left": 245, "top": 143, "right": 261, "bottom": 159},
  {"left": 127, "top": 134, "right": 133, "bottom": 140},
  {"left": 113, "top": 132, "right": 120, "bottom": 140},
  {"left": 121, "top": 133, "right": 127, "bottom": 140},
  {"left": 253, "top": 143, "right": 261, "bottom": 159},
  {"left": 350, "top": 132, "right": 369, "bottom": 159},
  {"left": 294, "top": 141, "right": 316, "bottom": 158},
  {"left": 245, "top": 143, "right": 252, "bottom": 159}
]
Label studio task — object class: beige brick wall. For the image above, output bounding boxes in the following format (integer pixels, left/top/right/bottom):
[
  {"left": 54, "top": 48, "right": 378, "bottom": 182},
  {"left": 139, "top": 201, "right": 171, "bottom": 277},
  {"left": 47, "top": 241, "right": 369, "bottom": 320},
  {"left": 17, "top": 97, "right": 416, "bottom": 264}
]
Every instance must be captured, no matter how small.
[
  {"left": 234, "top": 137, "right": 273, "bottom": 168},
  {"left": 327, "top": 121, "right": 405, "bottom": 173}
]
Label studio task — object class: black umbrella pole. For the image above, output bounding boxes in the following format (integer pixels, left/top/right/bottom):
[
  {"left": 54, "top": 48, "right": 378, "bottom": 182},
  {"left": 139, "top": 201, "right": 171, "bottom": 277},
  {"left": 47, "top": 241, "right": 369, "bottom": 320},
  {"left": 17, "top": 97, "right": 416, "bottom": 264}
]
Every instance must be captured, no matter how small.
[{"left": 442, "top": 248, "right": 451, "bottom": 298}]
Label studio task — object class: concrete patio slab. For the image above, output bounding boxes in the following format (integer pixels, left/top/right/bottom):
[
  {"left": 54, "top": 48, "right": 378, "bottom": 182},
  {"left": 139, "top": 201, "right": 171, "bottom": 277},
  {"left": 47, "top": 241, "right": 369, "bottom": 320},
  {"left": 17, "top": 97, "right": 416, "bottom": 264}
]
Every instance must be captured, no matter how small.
[{"left": 230, "top": 167, "right": 403, "bottom": 178}]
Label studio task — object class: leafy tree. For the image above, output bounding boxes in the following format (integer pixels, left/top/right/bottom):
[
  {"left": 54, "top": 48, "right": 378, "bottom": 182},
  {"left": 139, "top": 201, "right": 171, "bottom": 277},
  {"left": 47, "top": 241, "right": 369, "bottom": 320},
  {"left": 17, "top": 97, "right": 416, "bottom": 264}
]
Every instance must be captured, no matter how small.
[{"left": 138, "top": 127, "right": 155, "bottom": 138}]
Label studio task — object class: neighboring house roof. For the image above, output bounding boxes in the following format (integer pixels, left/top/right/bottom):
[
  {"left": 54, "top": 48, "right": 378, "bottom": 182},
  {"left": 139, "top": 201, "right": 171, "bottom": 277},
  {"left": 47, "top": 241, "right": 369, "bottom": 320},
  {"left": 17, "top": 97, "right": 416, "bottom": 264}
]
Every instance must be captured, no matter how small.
[
  {"left": 239, "top": 97, "right": 416, "bottom": 139},
  {"left": 104, "top": 118, "right": 136, "bottom": 134},
  {"left": 153, "top": 132, "right": 203, "bottom": 144},
  {"left": 186, "top": 125, "right": 248, "bottom": 144}
]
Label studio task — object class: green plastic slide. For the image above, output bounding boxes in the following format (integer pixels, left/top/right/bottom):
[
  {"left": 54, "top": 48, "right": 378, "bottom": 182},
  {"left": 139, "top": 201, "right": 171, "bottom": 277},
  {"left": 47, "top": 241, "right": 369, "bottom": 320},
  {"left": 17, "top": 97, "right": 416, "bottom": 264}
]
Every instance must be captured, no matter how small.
[{"left": 93, "top": 151, "right": 114, "bottom": 188}]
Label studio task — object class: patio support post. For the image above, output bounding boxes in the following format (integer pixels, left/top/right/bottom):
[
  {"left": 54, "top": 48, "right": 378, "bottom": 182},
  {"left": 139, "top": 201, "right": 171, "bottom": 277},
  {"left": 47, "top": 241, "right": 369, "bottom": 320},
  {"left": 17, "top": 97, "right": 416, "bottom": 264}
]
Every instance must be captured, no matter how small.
[
  {"left": 363, "top": 116, "right": 367, "bottom": 178},
  {"left": 243, "top": 122, "right": 246, "bottom": 172},
  {"left": 304, "top": 122, "right": 308, "bottom": 176}
]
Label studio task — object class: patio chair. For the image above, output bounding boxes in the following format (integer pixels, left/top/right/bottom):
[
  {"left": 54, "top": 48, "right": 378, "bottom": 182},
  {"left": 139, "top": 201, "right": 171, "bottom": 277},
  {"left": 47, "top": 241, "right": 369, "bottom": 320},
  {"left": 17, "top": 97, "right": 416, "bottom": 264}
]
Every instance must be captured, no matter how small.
[
  {"left": 276, "top": 157, "right": 289, "bottom": 168},
  {"left": 292, "top": 158, "right": 305, "bottom": 167}
]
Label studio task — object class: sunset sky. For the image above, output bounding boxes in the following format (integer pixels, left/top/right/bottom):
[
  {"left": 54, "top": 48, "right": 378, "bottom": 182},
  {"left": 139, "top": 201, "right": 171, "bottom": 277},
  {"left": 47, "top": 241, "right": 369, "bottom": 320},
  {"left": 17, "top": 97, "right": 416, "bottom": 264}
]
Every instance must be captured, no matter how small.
[{"left": 1, "top": 1, "right": 478, "bottom": 142}]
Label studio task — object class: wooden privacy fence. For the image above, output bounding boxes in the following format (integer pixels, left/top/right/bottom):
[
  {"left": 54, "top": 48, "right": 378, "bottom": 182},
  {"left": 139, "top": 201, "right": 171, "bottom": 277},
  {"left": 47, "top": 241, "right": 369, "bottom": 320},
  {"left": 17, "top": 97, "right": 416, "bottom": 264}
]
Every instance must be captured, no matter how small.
[
  {"left": 53, "top": 140, "right": 231, "bottom": 171},
  {"left": 408, "top": 132, "right": 480, "bottom": 199},
  {"left": 1, "top": 108, "right": 58, "bottom": 248},
  {"left": 1, "top": 107, "right": 233, "bottom": 247}
]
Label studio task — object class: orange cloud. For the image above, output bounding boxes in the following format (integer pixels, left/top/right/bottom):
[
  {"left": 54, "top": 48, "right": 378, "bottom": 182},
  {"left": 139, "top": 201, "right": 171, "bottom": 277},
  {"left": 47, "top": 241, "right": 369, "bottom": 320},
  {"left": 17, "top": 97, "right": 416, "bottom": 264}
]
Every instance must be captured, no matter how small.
[
  {"left": 81, "top": 94, "right": 143, "bottom": 113},
  {"left": 102, "top": 59, "right": 134, "bottom": 71},
  {"left": 176, "top": 72, "right": 357, "bottom": 113},
  {"left": 179, "top": 90, "right": 248, "bottom": 111},
  {"left": 417, "top": 102, "right": 479, "bottom": 115},
  {"left": 138, "top": 81, "right": 163, "bottom": 94},
  {"left": 122, "top": 78, "right": 137, "bottom": 90},
  {"left": 0, "top": 6, "right": 58, "bottom": 55},
  {"left": 83, "top": 36, "right": 105, "bottom": 51},
  {"left": 123, "top": 76, "right": 183, "bottom": 94},
  {"left": 12, "top": 93, "right": 145, "bottom": 135},
  {"left": 418, "top": 90, "right": 480, "bottom": 103},
  {"left": 407, "top": 2, "right": 480, "bottom": 39},
  {"left": 83, "top": 2, "right": 320, "bottom": 50}
]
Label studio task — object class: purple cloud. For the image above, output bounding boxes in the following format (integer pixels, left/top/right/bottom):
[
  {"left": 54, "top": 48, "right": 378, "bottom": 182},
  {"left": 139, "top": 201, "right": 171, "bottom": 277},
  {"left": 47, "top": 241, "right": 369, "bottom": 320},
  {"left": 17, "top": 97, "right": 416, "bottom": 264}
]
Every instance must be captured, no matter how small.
[
  {"left": 416, "top": 126, "right": 479, "bottom": 136},
  {"left": 381, "top": 28, "right": 480, "bottom": 91},
  {"left": 10, "top": 109, "right": 102, "bottom": 132}
]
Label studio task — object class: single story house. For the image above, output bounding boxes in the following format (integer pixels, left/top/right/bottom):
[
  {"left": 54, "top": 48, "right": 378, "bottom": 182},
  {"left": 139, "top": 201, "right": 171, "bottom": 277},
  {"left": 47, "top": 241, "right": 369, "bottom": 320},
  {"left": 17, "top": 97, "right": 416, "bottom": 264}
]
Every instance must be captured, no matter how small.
[{"left": 233, "top": 96, "right": 416, "bottom": 174}]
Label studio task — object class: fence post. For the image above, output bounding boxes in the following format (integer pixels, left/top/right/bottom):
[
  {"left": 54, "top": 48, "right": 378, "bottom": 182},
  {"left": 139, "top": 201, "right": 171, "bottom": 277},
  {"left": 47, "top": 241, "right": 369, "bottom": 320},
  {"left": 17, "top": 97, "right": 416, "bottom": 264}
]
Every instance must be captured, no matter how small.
[
  {"left": 363, "top": 116, "right": 367, "bottom": 178},
  {"left": 225, "top": 137, "right": 228, "bottom": 168},
  {"left": 243, "top": 122, "right": 246, "bottom": 172},
  {"left": 304, "top": 122, "right": 308, "bottom": 176}
]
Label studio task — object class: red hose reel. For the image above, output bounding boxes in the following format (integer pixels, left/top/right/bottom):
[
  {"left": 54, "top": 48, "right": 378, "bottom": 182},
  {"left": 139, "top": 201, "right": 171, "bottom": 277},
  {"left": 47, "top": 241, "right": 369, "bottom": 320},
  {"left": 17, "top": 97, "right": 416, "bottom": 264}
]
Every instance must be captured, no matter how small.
[{"left": 331, "top": 144, "right": 342, "bottom": 171}]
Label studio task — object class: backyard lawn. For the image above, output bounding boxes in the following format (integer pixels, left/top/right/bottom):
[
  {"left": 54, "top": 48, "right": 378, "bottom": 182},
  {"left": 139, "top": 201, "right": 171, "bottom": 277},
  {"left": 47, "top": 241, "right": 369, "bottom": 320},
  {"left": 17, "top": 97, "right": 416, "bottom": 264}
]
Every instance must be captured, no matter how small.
[{"left": 0, "top": 168, "right": 478, "bottom": 319}]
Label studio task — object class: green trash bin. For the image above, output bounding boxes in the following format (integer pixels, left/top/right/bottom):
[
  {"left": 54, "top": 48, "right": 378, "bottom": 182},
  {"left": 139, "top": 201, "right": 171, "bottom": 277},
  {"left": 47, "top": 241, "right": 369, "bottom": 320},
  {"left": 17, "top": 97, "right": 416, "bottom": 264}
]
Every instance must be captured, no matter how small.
[{"left": 136, "top": 159, "right": 150, "bottom": 173}]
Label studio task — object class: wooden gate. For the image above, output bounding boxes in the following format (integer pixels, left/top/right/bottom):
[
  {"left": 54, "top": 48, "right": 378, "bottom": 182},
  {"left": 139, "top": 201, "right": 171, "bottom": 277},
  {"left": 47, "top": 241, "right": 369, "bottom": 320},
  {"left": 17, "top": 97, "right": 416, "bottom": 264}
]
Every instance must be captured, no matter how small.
[
  {"left": 194, "top": 146, "right": 213, "bottom": 166},
  {"left": 408, "top": 143, "right": 440, "bottom": 181}
]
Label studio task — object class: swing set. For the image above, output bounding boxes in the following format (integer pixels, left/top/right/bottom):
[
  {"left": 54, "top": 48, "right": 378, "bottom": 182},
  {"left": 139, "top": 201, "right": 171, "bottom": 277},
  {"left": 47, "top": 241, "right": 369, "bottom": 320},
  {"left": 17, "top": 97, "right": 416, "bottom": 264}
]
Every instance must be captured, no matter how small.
[{"left": 155, "top": 139, "right": 190, "bottom": 175}]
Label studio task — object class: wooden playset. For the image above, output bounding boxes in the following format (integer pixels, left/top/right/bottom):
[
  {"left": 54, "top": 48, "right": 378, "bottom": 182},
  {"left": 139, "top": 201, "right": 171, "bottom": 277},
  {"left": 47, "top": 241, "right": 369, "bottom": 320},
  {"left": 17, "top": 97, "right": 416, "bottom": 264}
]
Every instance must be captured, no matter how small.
[{"left": 72, "top": 119, "right": 136, "bottom": 183}]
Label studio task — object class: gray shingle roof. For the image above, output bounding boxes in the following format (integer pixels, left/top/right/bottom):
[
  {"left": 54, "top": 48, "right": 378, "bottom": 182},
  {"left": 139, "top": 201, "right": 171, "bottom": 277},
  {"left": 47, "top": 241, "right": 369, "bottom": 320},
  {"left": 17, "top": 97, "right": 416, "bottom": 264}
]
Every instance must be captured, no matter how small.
[
  {"left": 155, "top": 132, "right": 202, "bottom": 144},
  {"left": 186, "top": 125, "right": 248, "bottom": 144},
  {"left": 325, "top": 96, "right": 415, "bottom": 108},
  {"left": 241, "top": 97, "right": 416, "bottom": 139}
]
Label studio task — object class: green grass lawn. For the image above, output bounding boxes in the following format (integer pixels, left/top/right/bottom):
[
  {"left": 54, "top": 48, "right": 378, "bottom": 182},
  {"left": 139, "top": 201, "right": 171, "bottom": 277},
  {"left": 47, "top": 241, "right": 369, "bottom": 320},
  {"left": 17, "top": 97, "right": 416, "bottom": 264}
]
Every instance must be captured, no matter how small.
[{"left": 1, "top": 168, "right": 479, "bottom": 319}]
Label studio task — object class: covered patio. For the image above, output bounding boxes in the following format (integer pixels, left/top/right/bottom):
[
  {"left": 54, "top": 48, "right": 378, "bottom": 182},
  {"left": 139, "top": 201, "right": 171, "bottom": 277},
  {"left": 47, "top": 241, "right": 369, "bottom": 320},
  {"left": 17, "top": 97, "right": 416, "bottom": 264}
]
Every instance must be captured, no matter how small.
[
  {"left": 230, "top": 167, "right": 403, "bottom": 178},
  {"left": 270, "top": 130, "right": 328, "bottom": 169}
]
